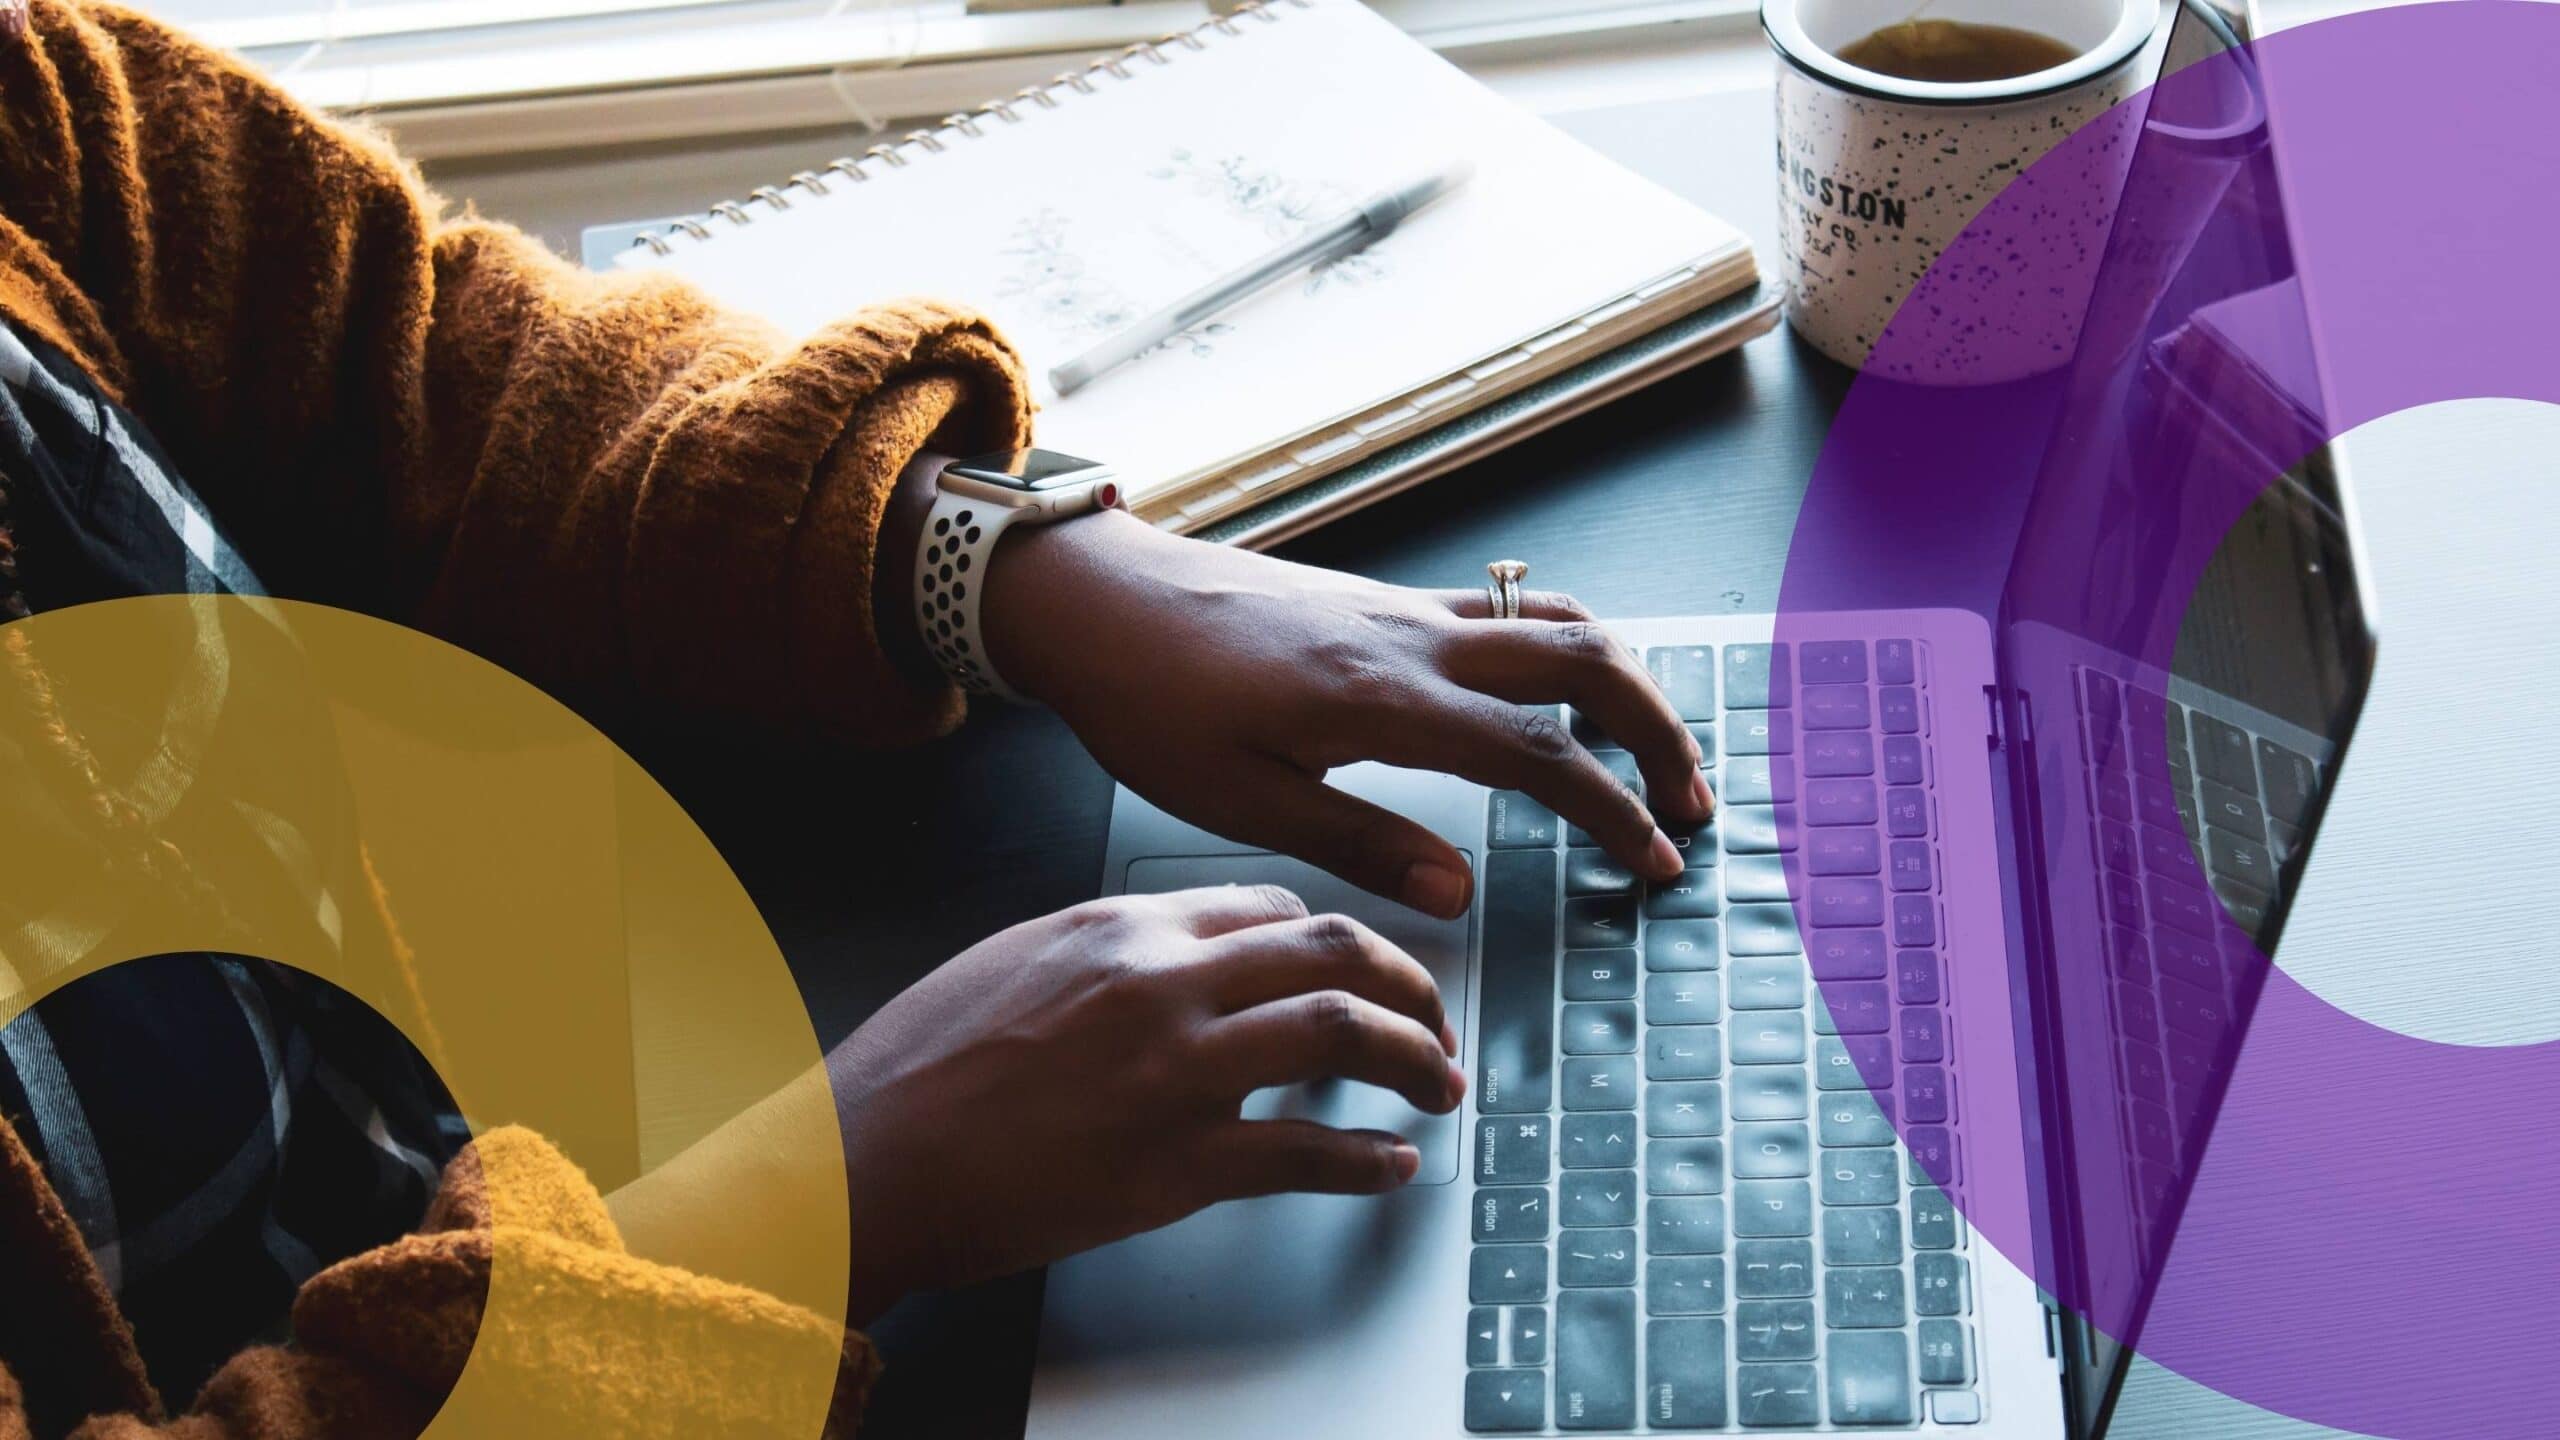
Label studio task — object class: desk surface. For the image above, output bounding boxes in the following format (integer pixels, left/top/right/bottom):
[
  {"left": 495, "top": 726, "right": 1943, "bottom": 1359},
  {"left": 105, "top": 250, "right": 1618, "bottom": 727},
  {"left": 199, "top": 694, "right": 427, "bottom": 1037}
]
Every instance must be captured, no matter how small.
[{"left": 562, "top": 78, "right": 2517, "bottom": 1440}]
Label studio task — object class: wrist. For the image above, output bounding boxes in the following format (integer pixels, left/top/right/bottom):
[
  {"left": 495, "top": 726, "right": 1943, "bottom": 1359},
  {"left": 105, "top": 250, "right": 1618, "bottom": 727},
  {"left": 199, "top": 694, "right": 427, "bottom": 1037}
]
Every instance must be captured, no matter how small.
[{"left": 977, "top": 506, "right": 1160, "bottom": 707}]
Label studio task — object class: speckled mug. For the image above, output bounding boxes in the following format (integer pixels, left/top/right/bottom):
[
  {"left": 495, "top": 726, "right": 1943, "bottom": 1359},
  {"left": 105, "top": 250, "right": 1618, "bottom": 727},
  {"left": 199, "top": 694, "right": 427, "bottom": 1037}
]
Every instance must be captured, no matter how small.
[{"left": 1766, "top": 0, "right": 2157, "bottom": 381}]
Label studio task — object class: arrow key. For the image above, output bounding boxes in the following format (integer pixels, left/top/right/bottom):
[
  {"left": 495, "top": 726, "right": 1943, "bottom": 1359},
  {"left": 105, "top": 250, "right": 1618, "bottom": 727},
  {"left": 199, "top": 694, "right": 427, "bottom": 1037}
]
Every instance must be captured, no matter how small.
[
  {"left": 1509, "top": 1305, "right": 1549, "bottom": 1366},
  {"left": 1464, "top": 1369, "right": 1547, "bottom": 1432},
  {"left": 1468, "top": 1306, "right": 1502, "bottom": 1367}
]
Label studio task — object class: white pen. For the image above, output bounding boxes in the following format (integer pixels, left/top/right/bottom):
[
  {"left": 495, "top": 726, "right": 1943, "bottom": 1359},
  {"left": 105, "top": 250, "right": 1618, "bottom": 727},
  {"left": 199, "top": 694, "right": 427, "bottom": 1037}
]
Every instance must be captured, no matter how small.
[{"left": 1047, "top": 162, "right": 1474, "bottom": 397}]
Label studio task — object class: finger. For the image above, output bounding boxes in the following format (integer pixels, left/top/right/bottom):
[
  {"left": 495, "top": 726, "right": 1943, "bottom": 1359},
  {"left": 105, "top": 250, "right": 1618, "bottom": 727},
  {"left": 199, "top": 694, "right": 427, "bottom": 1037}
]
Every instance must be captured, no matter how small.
[
  {"left": 1191, "top": 912, "right": 1455, "bottom": 1055},
  {"left": 1434, "top": 586, "right": 1597, "bottom": 623},
  {"left": 1144, "top": 882, "right": 1312, "bottom": 939},
  {"left": 1203, "top": 989, "right": 1464, "bottom": 1114},
  {"left": 1168, "top": 755, "right": 1476, "bottom": 920},
  {"left": 1441, "top": 619, "right": 1717, "bottom": 827},
  {"left": 1350, "top": 687, "right": 1683, "bottom": 883},
  {"left": 1191, "top": 1119, "right": 1420, "bottom": 1201}
]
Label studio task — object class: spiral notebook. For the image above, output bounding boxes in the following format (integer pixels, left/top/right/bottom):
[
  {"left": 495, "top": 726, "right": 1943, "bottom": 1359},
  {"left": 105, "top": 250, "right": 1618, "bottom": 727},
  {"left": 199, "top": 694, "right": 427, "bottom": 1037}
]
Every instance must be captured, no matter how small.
[{"left": 605, "top": 0, "right": 1768, "bottom": 540}]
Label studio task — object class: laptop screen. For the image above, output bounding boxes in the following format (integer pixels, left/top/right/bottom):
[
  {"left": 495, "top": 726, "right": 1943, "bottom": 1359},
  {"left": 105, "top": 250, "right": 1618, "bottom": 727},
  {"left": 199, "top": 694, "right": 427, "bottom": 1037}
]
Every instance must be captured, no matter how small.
[{"left": 1990, "top": 1, "right": 2376, "bottom": 1431}]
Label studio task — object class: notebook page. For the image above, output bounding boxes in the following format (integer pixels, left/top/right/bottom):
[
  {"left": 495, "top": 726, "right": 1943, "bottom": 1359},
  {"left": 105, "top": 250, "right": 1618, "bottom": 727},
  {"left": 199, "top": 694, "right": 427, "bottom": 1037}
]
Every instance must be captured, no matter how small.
[{"left": 624, "top": 0, "right": 1741, "bottom": 496}]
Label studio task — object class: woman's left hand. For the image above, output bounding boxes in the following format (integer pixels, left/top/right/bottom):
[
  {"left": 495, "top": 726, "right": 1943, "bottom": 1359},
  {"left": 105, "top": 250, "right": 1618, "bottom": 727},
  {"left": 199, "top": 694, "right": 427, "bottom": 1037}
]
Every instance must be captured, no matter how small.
[{"left": 980, "top": 510, "right": 1714, "bottom": 920}]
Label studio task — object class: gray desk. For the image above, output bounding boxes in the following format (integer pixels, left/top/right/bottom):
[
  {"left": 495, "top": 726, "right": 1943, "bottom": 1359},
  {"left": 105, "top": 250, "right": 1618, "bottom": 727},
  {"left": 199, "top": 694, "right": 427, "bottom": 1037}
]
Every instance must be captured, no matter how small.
[{"left": 449, "top": 79, "right": 2539, "bottom": 1440}]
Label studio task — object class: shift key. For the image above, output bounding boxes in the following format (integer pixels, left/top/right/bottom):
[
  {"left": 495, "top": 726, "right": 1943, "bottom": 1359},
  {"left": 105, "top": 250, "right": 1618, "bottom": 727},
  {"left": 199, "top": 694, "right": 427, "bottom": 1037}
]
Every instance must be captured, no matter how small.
[
  {"left": 1478, "top": 849, "right": 1558, "bottom": 1114},
  {"left": 1557, "top": 1289, "right": 1637, "bottom": 1430}
]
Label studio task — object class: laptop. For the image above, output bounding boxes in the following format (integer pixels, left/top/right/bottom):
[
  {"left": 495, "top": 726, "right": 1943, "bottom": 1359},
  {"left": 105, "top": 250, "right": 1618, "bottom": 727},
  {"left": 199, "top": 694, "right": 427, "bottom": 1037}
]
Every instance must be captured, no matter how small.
[{"left": 1026, "top": 2, "right": 2374, "bottom": 1434}]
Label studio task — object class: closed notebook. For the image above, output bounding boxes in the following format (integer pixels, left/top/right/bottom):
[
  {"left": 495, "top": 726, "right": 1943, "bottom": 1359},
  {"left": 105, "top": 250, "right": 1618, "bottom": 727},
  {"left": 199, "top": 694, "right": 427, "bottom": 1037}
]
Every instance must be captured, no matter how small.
[{"left": 614, "top": 0, "right": 1760, "bottom": 533}]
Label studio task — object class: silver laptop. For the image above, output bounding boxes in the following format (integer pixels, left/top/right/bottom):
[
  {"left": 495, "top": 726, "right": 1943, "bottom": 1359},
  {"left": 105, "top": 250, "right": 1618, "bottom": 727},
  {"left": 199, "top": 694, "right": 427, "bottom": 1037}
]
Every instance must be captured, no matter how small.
[{"left": 1028, "top": 3, "right": 2369, "bottom": 1435}]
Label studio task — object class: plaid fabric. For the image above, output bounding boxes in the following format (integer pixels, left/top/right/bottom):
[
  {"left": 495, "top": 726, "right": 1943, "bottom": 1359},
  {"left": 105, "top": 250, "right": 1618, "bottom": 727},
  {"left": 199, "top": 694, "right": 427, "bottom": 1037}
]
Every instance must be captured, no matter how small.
[{"left": 0, "top": 320, "right": 465, "bottom": 1405}]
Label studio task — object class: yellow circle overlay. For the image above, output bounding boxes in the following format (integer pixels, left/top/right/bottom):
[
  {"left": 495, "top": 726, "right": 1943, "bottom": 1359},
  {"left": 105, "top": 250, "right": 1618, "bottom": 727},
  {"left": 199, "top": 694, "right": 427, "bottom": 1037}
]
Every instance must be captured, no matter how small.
[{"left": 0, "top": 595, "right": 847, "bottom": 1436}]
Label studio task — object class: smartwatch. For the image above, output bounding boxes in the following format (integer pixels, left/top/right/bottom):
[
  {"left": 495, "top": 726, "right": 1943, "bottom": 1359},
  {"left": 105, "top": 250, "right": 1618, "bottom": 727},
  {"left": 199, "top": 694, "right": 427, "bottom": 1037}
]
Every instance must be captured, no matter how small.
[{"left": 911, "top": 448, "right": 1123, "bottom": 703}]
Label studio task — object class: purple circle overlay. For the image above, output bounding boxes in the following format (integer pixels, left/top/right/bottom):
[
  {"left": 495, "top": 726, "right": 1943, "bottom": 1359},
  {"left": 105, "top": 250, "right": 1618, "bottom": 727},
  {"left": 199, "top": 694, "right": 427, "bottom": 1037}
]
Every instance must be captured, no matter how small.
[{"left": 1776, "top": 5, "right": 2560, "bottom": 1435}]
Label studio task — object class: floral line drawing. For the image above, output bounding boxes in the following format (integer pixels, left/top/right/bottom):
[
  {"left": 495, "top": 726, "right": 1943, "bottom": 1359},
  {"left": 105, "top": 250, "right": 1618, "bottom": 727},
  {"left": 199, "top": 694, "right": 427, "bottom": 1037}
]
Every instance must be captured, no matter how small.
[
  {"left": 996, "top": 208, "right": 1235, "bottom": 360},
  {"left": 1148, "top": 148, "right": 1390, "bottom": 295}
]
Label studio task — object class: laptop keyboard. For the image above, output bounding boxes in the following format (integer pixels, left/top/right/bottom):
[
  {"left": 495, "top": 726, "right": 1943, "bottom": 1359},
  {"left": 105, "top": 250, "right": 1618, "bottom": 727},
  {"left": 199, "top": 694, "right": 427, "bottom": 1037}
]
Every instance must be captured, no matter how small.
[
  {"left": 1464, "top": 641, "right": 1980, "bottom": 1432},
  {"left": 2074, "top": 668, "right": 2321, "bottom": 1246}
]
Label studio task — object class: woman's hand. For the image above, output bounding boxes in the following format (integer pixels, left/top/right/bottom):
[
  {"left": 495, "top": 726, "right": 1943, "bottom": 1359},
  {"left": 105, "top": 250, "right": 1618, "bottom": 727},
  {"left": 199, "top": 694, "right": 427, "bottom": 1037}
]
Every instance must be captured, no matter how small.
[
  {"left": 980, "top": 510, "right": 1713, "bottom": 919},
  {"left": 833, "top": 885, "right": 1462, "bottom": 1324}
]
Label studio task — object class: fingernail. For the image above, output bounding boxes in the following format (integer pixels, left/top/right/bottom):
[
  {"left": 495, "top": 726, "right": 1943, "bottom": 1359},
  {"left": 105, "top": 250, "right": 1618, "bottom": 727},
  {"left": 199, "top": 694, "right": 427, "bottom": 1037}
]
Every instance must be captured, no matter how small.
[
  {"left": 1401, "top": 860, "right": 1471, "bottom": 918},
  {"left": 1647, "top": 829, "right": 1684, "bottom": 879},
  {"left": 1391, "top": 1144, "right": 1422, "bottom": 1184},
  {"left": 1690, "top": 770, "right": 1718, "bottom": 819}
]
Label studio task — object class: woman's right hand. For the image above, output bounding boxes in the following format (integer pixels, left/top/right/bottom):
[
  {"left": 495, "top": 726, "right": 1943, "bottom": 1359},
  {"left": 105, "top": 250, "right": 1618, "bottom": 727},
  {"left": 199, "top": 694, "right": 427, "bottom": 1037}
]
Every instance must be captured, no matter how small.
[{"left": 831, "top": 884, "right": 1463, "bottom": 1325}]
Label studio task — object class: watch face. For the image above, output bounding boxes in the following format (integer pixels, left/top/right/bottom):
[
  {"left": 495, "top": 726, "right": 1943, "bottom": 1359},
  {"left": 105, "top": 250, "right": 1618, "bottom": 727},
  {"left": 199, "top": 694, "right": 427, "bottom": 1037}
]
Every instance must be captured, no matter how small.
[{"left": 946, "top": 449, "right": 1108, "bottom": 492}]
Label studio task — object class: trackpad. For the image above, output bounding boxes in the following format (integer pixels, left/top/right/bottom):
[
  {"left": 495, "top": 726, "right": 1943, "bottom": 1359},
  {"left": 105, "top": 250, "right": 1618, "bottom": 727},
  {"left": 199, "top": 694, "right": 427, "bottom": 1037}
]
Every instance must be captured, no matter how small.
[{"left": 1122, "top": 854, "right": 1471, "bottom": 1184}]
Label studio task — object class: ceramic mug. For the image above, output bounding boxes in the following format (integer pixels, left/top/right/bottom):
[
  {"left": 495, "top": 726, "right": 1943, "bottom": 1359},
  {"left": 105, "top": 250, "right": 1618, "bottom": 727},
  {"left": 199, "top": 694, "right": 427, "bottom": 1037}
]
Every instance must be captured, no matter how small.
[{"left": 1766, "top": 0, "right": 2158, "bottom": 381}]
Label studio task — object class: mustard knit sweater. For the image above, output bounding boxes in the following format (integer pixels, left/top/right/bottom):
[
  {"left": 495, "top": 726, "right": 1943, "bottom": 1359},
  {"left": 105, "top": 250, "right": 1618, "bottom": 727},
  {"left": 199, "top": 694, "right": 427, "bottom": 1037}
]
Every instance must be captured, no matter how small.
[{"left": 0, "top": 0, "right": 1038, "bottom": 1433}]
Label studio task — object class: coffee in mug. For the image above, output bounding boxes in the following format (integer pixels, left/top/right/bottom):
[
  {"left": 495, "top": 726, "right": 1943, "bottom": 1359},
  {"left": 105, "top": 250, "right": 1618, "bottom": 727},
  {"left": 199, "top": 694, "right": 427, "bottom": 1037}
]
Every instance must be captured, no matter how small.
[{"left": 1764, "top": 0, "right": 2159, "bottom": 382}]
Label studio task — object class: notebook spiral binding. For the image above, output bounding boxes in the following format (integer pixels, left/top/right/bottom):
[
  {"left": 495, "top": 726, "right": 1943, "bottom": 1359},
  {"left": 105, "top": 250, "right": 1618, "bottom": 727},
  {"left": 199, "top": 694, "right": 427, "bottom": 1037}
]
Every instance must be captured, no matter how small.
[{"left": 628, "top": 0, "right": 1310, "bottom": 257}]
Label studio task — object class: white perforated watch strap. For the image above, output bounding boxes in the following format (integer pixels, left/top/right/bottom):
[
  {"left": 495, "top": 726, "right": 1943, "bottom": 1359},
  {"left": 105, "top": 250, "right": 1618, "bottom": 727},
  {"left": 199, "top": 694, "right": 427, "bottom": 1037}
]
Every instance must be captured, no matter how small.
[{"left": 913, "top": 488, "right": 1029, "bottom": 703}]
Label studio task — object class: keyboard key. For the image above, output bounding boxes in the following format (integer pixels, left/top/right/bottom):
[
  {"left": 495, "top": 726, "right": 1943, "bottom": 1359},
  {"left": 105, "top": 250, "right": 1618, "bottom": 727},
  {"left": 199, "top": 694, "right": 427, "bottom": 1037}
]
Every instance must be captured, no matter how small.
[
  {"left": 1726, "top": 903, "right": 1804, "bottom": 954},
  {"left": 2198, "top": 777, "right": 2266, "bottom": 839},
  {"left": 1816, "top": 1035, "right": 1890, "bottom": 1091},
  {"left": 1723, "top": 756, "right": 1797, "bottom": 805},
  {"left": 1556, "top": 1289, "right": 1638, "bottom": 1430},
  {"left": 1649, "top": 646, "right": 1719, "bottom": 722},
  {"left": 1559, "top": 1172, "right": 1633, "bottom": 1229},
  {"left": 1826, "top": 1331, "right": 1915, "bottom": 1424},
  {"left": 1891, "top": 895, "right": 1937, "bottom": 947},
  {"left": 1724, "top": 854, "right": 1793, "bottom": 902},
  {"left": 1878, "top": 685, "right": 1921, "bottom": 734},
  {"left": 1802, "top": 683, "right": 1872, "bottom": 731},
  {"left": 1648, "top": 1260, "right": 1727, "bottom": 1317},
  {"left": 1646, "top": 1081, "right": 1724, "bottom": 1137},
  {"left": 1806, "top": 829, "right": 1881, "bottom": 876},
  {"left": 1900, "top": 1007, "right": 1946, "bottom": 1063},
  {"left": 1817, "top": 981, "right": 1892, "bottom": 1035},
  {"left": 1888, "top": 841, "right": 1933, "bottom": 894},
  {"left": 1824, "top": 1207, "right": 1903, "bottom": 1266},
  {"left": 1724, "top": 710, "right": 1794, "bottom": 756},
  {"left": 1895, "top": 948, "right": 1942, "bottom": 1004},
  {"left": 1799, "top": 640, "right": 1867, "bottom": 685},
  {"left": 1735, "top": 1300, "right": 1817, "bottom": 1361},
  {"left": 1470, "top": 1244, "right": 1547, "bottom": 1304},
  {"left": 1803, "top": 732, "right": 1876, "bottom": 777},
  {"left": 1648, "top": 1319, "right": 1731, "bottom": 1431},
  {"left": 2147, "top": 875, "right": 2219, "bottom": 938},
  {"left": 1903, "top": 1065, "right": 1951, "bottom": 1123},
  {"left": 1562, "top": 1002, "right": 1638, "bottom": 1055},
  {"left": 1722, "top": 644, "right": 1789, "bottom": 709},
  {"left": 1810, "top": 878, "right": 1885, "bottom": 928},
  {"left": 1646, "top": 919, "right": 1721, "bottom": 972},
  {"left": 2214, "top": 877, "right": 2271, "bottom": 934},
  {"left": 1733, "top": 1122, "right": 1810, "bottom": 1178},
  {"left": 1565, "top": 848, "right": 1639, "bottom": 896},
  {"left": 1562, "top": 1113, "right": 1638, "bottom": 1167},
  {"left": 1730, "top": 1015, "right": 1807, "bottom": 1065},
  {"left": 1734, "top": 1238, "right": 1815, "bottom": 1297},
  {"left": 1736, "top": 1363, "right": 1820, "bottom": 1426},
  {"left": 1564, "top": 949, "right": 1638, "bottom": 1001},
  {"left": 1730, "top": 1067, "right": 1809, "bottom": 1121},
  {"left": 1563, "top": 1056, "right": 1638, "bottom": 1111},
  {"left": 1511, "top": 1305, "right": 1549, "bottom": 1365},
  {"left": 1488, "top": 791, "right": 1563, "bottom": 849},
  {"left": 1733, "top": 1180, "right": 1813, "bottom": 1236},
  {"left": 1721, "top": 807, "right": 1797, "bottom": 855},
  {"left": 1882, "top": 734, "right": 1925, "bottom": 785},
  {"left": 1818, "top": 1091, "right": 1896, "bottom": 1147},
  {"left": 1478, "top": 1116, "right": 1552, "bottom": 1184},
  {"left": 1915, "top": 1251, "right": 1968, "bottom": 1315},
  {"left": 2206, "top": 830, "right": 2274, "bottom": 890},
  {"left": 1478, "top": 850, "right": 1558, "bottom": 1113},
  {"left": 1465, "top": 1369, "right": 1547, "bottom": 1432},
  {"left": 1809, "top": 929, "right": 1888, "bottom": 980},
  {"left": 1805, "top": 780, "right": 1880, "bottom": 829},
  {"left": 1825, "top": 1268, "right": 1907, "bottom": 1328},
  {"left": 1821, "top": 1149, "right": 1898, "bottom": 1206},
  {"left": 2258, "top": 738, "right": 2318, "bottom": 826},
  {"left": 1644, "top": 972, "right": 1722, "bottom": 1027},
  {"left": 1910, "top": 1185, "right": 1961, "bottom": 1249},
  {"left": 1645, "top": 1028, "right": 1722, "bottom": 1081},
  {"left": 1644, "top": 870, "right": 1720, "bottom": 920},
  {"left": 1906, "top": 1126, "right": 1957, "bottom": 1186},
  {"left": 2189, "top": 713, "right": 2257, "bottom": 790},
  {"left": 1647, "top": 1139, "right": 1725, "bottom": 1196},
  {"left": 2160, "top": 977, "right": 2231, "bottom": 1042},
  {"left": 1728, "top": 956, "right": 1806, "bottom": 1011},
  {"left": 1468, "top": 1306, "right": 1503, "bottom": 1366},
  {"left": 1884, "top": 787, "right": 1929, "bottom": 837},
  {"left": 1690, "top": 722, "right": 1718, "bottom": 766},
  {"left": 1559, "top": 1228, "right": 1637, "bottom": 1288},
  {"left": 1648, "top": 1196, "right": 1727, "bottom": 1255},
  {"left": 1475, "top": 1185, "right": 1551, "bottom": 1242},
  {"left": 1566, "top": 895, "right": 1638, "bottom": 949},
  {"left": 1918, "top": 1318, "right": 1972, "bottom": 1385},
  {"left": 1875, "top": 639, "right": 1915, "bottom": 684}
]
